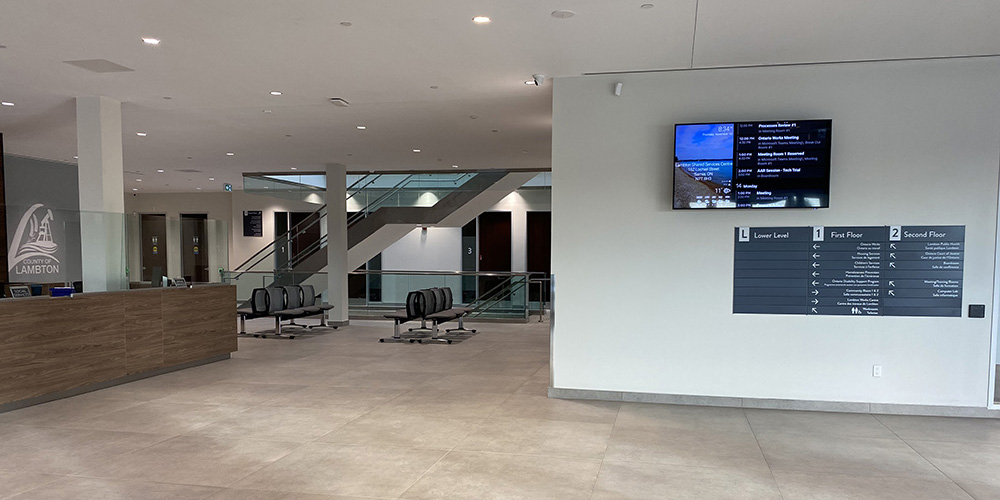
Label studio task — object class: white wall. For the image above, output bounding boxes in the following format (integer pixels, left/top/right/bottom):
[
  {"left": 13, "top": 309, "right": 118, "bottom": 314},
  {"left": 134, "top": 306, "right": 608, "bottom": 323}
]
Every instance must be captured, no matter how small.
[
  {"left": 382, "top": 227, "right": 462, "bottom": 272},
  {"left": 551, "top": 58, "right": 1000, "bottom": 407},
  {"left": 229, "top": 191, "right": 324, "bottom": 270}
]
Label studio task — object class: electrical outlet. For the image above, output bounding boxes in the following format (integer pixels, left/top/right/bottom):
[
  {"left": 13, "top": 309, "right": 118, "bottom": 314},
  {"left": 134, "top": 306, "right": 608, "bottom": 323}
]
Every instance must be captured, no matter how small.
[{"left": 872, "top": 365, "right": 882, "bottom": 378}]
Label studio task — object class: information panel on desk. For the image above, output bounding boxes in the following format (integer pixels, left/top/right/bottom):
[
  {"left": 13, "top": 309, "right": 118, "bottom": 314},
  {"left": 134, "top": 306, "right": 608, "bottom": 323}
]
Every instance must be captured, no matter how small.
[
  {"left": 673, "top": 120, "right": 831, "bottom": 209},
  {"left": 733, "top": 225, "right": 964, "bottom": 317}
]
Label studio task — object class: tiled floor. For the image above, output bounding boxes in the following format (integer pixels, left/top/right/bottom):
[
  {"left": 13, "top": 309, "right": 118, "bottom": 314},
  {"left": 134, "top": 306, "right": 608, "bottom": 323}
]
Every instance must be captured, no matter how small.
[{"left": 1, "top": 319, "right": 999, "bottom": 499}]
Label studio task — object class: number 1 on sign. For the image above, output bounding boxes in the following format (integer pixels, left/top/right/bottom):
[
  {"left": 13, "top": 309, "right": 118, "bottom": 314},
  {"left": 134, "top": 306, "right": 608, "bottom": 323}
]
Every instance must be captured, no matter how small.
[{"left": 813, "top": 226, "right": 824, "bottom": 242}]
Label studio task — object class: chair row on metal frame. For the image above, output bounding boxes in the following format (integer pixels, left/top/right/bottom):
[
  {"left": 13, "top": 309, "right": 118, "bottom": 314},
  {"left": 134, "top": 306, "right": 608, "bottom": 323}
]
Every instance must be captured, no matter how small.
[
  {"left": 380, "top": 287, "right": 476, "bottom": 344},
  {"left": 237, "top": 284, "right": 336, "bottom": 339}
]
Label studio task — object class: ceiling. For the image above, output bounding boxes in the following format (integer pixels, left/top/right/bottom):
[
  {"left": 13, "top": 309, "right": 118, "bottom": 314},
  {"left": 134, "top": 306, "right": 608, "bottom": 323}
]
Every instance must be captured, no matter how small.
[{"left": 0, "top": 0, "right": 998, "bottom": 193}]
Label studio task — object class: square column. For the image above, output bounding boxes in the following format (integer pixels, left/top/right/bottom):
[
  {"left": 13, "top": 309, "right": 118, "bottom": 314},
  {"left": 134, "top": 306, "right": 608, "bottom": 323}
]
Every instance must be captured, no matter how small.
[
  {"left": 76, "top": 96, "right": 125, "bottom": 291},
  {"left": 326, "top": 163, "right": 349, "bottom": 323}
]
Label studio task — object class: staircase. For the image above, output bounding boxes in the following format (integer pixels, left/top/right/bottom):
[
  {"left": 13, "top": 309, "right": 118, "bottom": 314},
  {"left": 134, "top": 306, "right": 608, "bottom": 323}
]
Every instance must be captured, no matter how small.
[{"left": 227, "top": 170, "right": 540, "bottom": 298}]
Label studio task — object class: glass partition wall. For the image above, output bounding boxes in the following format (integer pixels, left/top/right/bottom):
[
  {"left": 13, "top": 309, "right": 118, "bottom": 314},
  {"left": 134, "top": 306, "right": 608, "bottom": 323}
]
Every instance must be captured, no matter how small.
[{"left": 124, "top": 213, "right": 229, "bottom": 287}]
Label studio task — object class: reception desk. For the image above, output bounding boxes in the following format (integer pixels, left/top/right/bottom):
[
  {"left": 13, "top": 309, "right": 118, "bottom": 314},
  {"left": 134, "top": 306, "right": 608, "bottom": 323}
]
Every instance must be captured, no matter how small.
[{"left": 0, "top": 285, "right": 236, "bottom": 409}]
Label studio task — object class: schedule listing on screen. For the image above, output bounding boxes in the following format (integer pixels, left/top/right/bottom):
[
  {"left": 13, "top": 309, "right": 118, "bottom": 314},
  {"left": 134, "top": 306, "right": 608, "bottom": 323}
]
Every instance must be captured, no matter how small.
[{"left": 672, "top": 119, "right": 832, "bottom": 209}]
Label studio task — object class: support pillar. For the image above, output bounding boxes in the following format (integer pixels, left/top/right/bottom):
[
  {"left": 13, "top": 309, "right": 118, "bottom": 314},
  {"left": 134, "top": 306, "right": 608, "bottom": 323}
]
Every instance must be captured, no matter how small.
[
  {"left": 326, "top": 163, "right": 349, "bottom": 324},
  {"left": 76, "top": 96, "right": 125, "bottom": 292}
]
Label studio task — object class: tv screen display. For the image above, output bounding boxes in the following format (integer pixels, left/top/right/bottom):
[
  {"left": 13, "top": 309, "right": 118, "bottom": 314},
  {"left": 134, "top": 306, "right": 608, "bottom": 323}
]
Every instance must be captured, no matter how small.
[{"left": 673, "top": 119, "right": 832, "bottom": 209}]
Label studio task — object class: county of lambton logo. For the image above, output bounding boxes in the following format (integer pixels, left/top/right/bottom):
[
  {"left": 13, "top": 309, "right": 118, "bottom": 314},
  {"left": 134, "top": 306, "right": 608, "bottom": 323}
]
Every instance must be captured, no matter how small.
[{"left": 8, "top": 203, "right": 61, "bottom": 275}]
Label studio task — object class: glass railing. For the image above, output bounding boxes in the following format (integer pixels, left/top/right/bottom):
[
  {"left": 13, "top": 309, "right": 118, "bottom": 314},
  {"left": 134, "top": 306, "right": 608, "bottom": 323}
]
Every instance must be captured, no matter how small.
[
  {"left": 348, "top": 270, "right": 529, "bottom": 321},
  {"left": 243, "top": 174, "right": 327, "bottom": 205},
  {"left": 347, "top": 172, "right": 480, "bottom": 225},
  {"left": 123, "top": 213, "right": 229, "bottom": 287}
]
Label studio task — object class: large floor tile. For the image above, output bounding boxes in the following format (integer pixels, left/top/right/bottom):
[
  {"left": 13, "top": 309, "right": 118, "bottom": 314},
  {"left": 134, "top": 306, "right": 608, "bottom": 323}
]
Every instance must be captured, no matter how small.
[
  {"left": 232, "top": 443, "right": 446, "bottom": 497},
  {"left": 6, "top": 477, "right": 221, "bottom": 500},
  {"left": 411, "top": 374, "right": 531, "bottom": 394},
  {"left": 772, "top": 471, "right": 974, "bottom": 500},
  {"left": 876, "top": 415, "right": 1000, "bottom": 444},
  {"left": 317, "top": 409, "right": 477, "bottom": 449},
  {"left": 75, "top": 435, "right": 302, "bottom": 487},
  {"left": 64, "top": 401, "right": 249, "bottom": 435},
  {"left": 0, "top": 424, "right": 171, "bottom": 475},
  {"left": 604, "top": 426, "right": 769, "bottom": 471},
  {"left": 455, "top": 417, "right": 613, "bottom": 459},
  {"left": 0, "top": 393, "right": 143, "bottom": 427},
  {"left": 399, "top": 450, "right": 601, "bottom": 500},
  {"left": 907, "top": 440, "right": 1000, "bottom": 488},
  {"left": 757, "top": 433, "right": 945, "bottom": 479},
  {"left": 187, "top": 406, "right": 355, "bottom": 443},
  {"left": 955, "top": 481, "right": 1000, "bottom": 500},
  {"left": 592, "top": 461, "right": 783, "bottom": 500},
  {"left": 375, "top": 391, "right": 509, "bottom": 419},
  {"left": 206, "top": 489, "right": 379, "bottom": 500},
  {"left": 157, "top": 382, "right": 308, "bottom": 406},
  {"left": 746, "top": 409, "right": 897, "bottom": 439},
  {"left": 0, "top": 471, "right": 61, "bottom": 500},
  {"left": 490, "top": 394, "right": 619, "bottom": 424},
  {"left": 258, "top": 386, "right": 405, "bottom": 415},
  {"left": 615, "top": 403, "right": 751, "bottom": 433}
]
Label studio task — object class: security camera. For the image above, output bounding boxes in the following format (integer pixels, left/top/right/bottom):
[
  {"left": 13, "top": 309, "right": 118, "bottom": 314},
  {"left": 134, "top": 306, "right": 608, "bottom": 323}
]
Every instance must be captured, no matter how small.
[{"left": 533, "top": 74, "right": 545, "bottom": 86}]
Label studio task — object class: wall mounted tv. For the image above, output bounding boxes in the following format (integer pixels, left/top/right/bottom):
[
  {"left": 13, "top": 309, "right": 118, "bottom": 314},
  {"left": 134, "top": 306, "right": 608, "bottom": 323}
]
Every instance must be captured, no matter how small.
[{"left": 673, "top": 119, "right": 832, "bottom": 209}]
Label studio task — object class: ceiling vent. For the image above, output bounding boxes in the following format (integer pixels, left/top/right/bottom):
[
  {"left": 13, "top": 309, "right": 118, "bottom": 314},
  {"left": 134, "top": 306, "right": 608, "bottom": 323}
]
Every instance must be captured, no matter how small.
[
  {"left": 329, "top": 98, "right": 350, "bottom": 107},
  {"left": 64, "top": 59, "right": 135, "bottom": 73},
  {"left": 176, "top": 168, "right": 202, "bottom": 173}
]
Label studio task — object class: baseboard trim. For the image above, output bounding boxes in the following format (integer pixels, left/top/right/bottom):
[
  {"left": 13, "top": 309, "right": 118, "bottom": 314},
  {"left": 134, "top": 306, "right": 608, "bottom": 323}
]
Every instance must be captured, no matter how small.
[
  {"left": 0, "top": 354, "right": 232, "bottom": 414},
  {"left": 548, "top": 387, "right": 1000, "bottom": 419}
]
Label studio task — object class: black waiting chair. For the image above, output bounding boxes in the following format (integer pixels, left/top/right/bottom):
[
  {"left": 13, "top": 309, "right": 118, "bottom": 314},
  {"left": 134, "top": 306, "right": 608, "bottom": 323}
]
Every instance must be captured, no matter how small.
[
  {"left": 380, "top": 290, "right": 425, "bottom": 343},
  {"left": 236, "top": 288, "right": 269, "bottom": 337}
]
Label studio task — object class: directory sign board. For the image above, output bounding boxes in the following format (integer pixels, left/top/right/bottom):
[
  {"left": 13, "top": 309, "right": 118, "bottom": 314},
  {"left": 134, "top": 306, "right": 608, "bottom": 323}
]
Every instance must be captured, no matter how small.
[
  {"left": 243, "top": 210, "right": 263, "bottom": 237},
  {"left": 733, "top": 225, "right": 964, "bottom": 317}
]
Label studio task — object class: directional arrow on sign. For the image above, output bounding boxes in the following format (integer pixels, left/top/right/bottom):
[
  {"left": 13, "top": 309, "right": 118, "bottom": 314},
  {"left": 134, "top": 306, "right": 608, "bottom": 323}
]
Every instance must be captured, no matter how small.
[
  {"left": 889, "top": 262, "right": 896, "bottom": 268},
  {"left": 812, "top": 280, "right": 819, "bottom": 286},
  {"left": 812, "top": 253, "right": 820, "bottom": 259},
  {"left": 812, "top": 299, "right": 819, "bottom": 304},
  {"left": 890, "top": 253, "right": 896, "bottom": 259},
  {"left": 812, "top": 244, "right": 820, "bottom": 250},
  {"left": 812, "top": 262, "right": 820, "bottom": 268},
  {"left": 888, "top": 280, "right": 895, "bottom": 287},
  {"left": 890, "top": 243, "right": 897, "bottom": 249},
  {"left": 811, "top": 289, "right": 819, "bottom": 295},
  {"left": 811, "top": 271, "right": 819, "bottom": 277},
  {"left": 811, "top": 307, "right": 818, "bottom": 313},
  {"left": 888, "top": 290, "right": 895, "bottom": 296}
]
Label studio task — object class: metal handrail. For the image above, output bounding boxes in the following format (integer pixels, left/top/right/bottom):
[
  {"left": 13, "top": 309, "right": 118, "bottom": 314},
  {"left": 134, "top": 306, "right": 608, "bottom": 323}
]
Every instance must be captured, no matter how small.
[
  {"left": 347, "top": 174, "right": 415, "bottom": 226},
  {"left": 349, "top": 270, "right": 531, "bottom": 277},
  {"left": 231, "top": 204, "right": 327, "bottom": 274}
]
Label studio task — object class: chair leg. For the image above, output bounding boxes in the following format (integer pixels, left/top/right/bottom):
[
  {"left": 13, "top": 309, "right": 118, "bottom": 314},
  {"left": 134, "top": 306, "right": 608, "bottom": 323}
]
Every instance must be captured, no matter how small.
[
  {"left": 445, "top": 315, "right": 477, "bottom": 334},
  {"left": 379, "top": 319, "right": 411, "bottom": 343}
]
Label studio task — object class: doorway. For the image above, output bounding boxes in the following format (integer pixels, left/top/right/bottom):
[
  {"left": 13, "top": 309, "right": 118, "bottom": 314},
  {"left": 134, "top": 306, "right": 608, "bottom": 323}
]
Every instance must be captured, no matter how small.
[
  {"left": 274, "top": 211, "right": 322, "bottom": 272},
  {"left": 526, "top": 211, "right": 552, "bottom": 303},
  {"left": 181, "top": 214, "right": 208, "bottom": 283},
  {"left": 140, "top": 214, "right": 167, "bottom": 283},
  {"left": 478, "top": 211, "right": 511, "bottom": 297}
]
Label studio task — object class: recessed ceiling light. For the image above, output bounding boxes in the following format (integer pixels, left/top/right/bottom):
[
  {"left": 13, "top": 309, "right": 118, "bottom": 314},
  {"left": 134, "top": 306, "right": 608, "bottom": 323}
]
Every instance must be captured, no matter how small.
[
  {"left": 269, "top": 91, "right": 282, "bottom": 96},
  {"left": 226, "top": 152, "right": 234, "bottom": 156},
  {"left": 640, "top": 3, "right": 654, "bottom": 9},
  {"left": 263, "top": 109, "right": 273, "bottom": 113},
  {"left": 413, "top": 149, "right": 421, "bottom": 153},
  {"left": 551, "top": 10, "right": 575, "bottom": 18},
  {"left": 73, "top": 155, "right": 79, "bottom": 159},
  {"left": 472, "top": 16, "right": 491, "bottom": 24},
  {"left": 1, "top": 101, "right": 13, "bottom": 106},
  {"left": 524, "top": 80, "right": 537, "bottom": 85},
  {"left": 196, "top": 187, "right": 202, "bottom": 190},
  {"left": 290, "top": 167, "right": 297, "bottom": 170},
  {"left": 209, "top": 177, "right": 215, "bottom": 181},
  {"left": 136, "top": 132, "right": 147, "bottom": 136},
  {"left": 141, "top": 37, "right": 160, "bottom": 45},
  {"left": 452, "top": 165, "right": 459, "bottom": 168},
  {"left": 356, "top": 125, "right": 366, "bottom": 130},
  {"left": 136, "top": 178, "right": 142, "bottom": 182},
  {"left": 340, "top": 21, "right": 352, "bottom": 27},
  {"left": 132, "top": 188, "right": 138, "bottom": 191},
  {"left": 156, "top": 169, "right": 164, "bottom": 173}
]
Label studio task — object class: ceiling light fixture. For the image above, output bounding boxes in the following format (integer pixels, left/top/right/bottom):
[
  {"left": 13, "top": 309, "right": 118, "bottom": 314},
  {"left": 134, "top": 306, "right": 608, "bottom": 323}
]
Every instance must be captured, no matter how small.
[
  {"left": 641, "top": 3, "right": 654, "bottom": 9},
  {"left": 356, "top": 125, "right": 366, "bottom": 130},
  {"left": 270, "top": 91, "right": 282, "bottom": 96},
  {"left": 290, "top": 167, "right": 297, "bottom": 170},
  {"left": 209, "top": 177, "right": 215, "bottom": 181},
  {"left": 452, "top": 165, "right": 459, "bottom": 168},
  {"left": 472, "top": 16, "right": 491, "bottom": 24},
  {"left": 132, "top": 188, "right": 138, "bottom": 191},
  {"left": 141, "top": 37, "right": 160, "bottom": 45},
  {"left": 226, "top": 152, "right": 234, "bottom": 156},
  {"left": 136, "top": 178, "right": 142, "bottom": 182},
  {"left": 1, "top": 101, "right": 13, "bottom": 106},
  {"left": 340, "top": 21, "right": 352, "bottom": 27},
  {"left": 136, "top": 132, "right": 147, "bottom": 136},
  {"left": 413, "top": 149, "right": 421, "bottom": 153},
  {"left": 551, "top": 10, "right": 575, "bottom": 18},
  {"left": 73, "top": 155, "right": 79, "bottom": 159},
  {"left": 156, "top": 169, "right": 164, "bottom": 173},
  {"left": 197, "top": 187, "right": 202, "bottom": 190}
]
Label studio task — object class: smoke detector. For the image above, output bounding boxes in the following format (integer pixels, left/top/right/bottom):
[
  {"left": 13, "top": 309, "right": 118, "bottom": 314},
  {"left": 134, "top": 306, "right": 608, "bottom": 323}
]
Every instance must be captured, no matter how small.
[{"left": 329, "top": 98, "right": 350, "bottom": 107}]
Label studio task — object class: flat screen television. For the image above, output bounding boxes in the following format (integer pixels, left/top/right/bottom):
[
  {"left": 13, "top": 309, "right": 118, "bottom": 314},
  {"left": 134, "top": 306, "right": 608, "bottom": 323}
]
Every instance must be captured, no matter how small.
[{"left": 672, "top": 119, "right": 832, "bottom": 209}]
